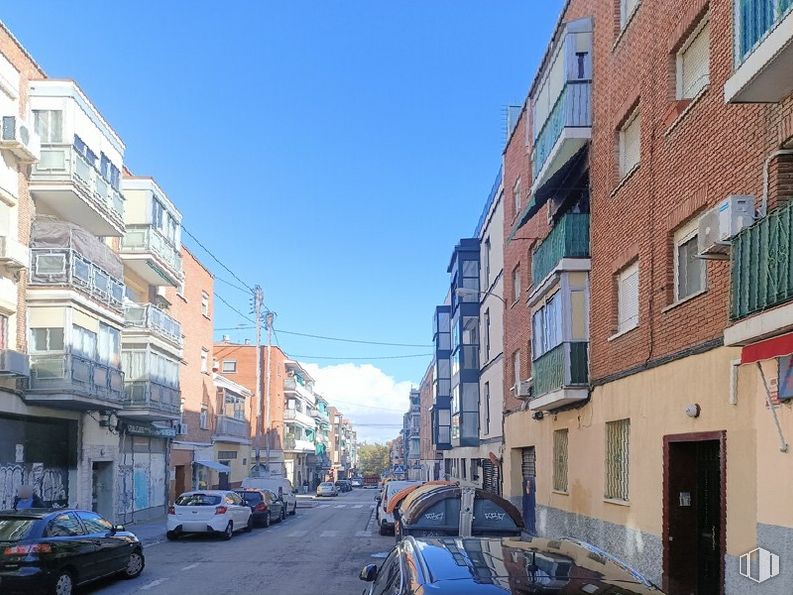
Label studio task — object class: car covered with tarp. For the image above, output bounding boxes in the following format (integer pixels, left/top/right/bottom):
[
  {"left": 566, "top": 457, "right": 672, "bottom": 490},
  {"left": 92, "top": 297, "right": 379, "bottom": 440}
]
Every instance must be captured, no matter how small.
[{"left": 394, "top": 483, "right": 524, "bottom": 540}]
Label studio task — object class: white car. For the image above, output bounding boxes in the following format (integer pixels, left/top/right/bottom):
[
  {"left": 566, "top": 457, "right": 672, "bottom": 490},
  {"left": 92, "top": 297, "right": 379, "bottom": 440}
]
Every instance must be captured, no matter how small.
[
  {"left": 167, "top": 490, "right": 252, "bottom": 540},
  {"left": 376, "top": 480, "right": 421, "bottom": 535},
  {"left": 240, "top": 477, "right": 298, "bottom": 516}
]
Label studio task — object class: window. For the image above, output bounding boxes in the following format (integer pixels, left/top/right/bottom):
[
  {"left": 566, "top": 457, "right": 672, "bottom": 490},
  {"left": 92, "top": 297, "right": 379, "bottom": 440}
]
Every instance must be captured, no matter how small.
[
  {"left": 619, "top": 108, "right": 641, "bottom": 178},
  {"left": 512, "top": 350, "right": 521, "bottom": 389},
  {"left": 513, "top": 179, "right": 522, "bottom": 215},
  {"left": 483, "top": 238, "right": 491, "bottom": 287},
  {"left": 617, "top": 262, "right": 639, "bottom": 334},
  {"left": 200, "top": 349, "right": 209, "bottom": 373},
  {"left": 484, "top": 309, "right": 491, "bottom": 359},
  {"left": 33, "top": 110, "right": 63, "bottom": 143},
  {"left": 217, "top": 450, "right": 238, "bottom": 460},
  {"left": 201, "top": 291, "right": 210, "bottom": 317},
  {"left": 512, "top": 265, "right": 521, "bottom": 303},
  {"left": 532, "top": 291, "right": 563, "bottom": 359},
  {"left": 199, "top": 406, "right": 209, "bottom": 430},
  {"left": 71, "top": 325, "right": 97, "bottom": 359},
  {"left": 620, "top": 0, "right": 640, "bottom": 28},
  {"left": 484, "top": 381, "right": 490, "bottom": 434},
  {"left": 76, "top": 512, "right": 113, "bottom": 534},
  {"left": 72, "top": 135, "right": 96, "bottom": 165},
  {"left": 553, "top": 429, "right": 569, "bottom": 492},
  {"left": 0, "top": 314, "right": 8, "bottom": 350},
  {"left": 222, "top": 360, "right": 237, "bottom": 373},
  {"left": 177, "top": 277, "right": 186, "bottom": 298},
  {"left": 46, "top": 513, "right": 84, "bottom": 537},
  {"left": 674, "top": 219, "right": 705, "bottom": 301},
  {"left": 605, "top": 419, "right": 630, "bottom": 501},
  {"left": 370, "top": 547, "right": 402, "bottom": 595},
  {"left": 98, "top": 323, "right": 121, "bottom": 368},
  {"left": 31, "top": 327, "right": 64, "bottom": 353},
  {"left": 677, "top": 17, "right": 710, "bottom": 99}
]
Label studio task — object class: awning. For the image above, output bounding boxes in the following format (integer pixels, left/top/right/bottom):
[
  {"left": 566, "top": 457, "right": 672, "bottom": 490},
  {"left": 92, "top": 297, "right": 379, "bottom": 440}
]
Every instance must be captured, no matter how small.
[
  {"left": 740, "top": 331, "right": 793, "bottom": 364},
  {"left": 193, "top": 460, "right": 231, "bottom": 473}
]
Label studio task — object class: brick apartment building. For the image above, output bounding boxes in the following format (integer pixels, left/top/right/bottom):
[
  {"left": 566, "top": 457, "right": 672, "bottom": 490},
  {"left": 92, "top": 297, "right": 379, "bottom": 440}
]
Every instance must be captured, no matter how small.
[
  {"left": 499, "top": 1, "right": 793, "bottom": 593},
  {"left": 417, "top": 360, "right": 441, "bottom": 481}
]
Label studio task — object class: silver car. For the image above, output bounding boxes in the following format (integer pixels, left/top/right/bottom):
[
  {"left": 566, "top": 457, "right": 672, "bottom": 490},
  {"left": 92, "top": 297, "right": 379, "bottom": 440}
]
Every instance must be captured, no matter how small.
[{"left": 316, "top": 481, "right": 338, "bottom": 497}]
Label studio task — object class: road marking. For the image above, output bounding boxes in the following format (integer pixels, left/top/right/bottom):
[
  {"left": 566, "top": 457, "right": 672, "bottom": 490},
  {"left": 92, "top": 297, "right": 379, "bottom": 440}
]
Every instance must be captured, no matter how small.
[
  {"left": 140, "top": 579, "right": 168, "bottom": 590},
  {"left": 320, "top": 530, "right": 339, "bottom": 537},
  {"left": 319, "top": 504, "right": 330, "bottom": 509},
  {"left": 334, "top": 504, "right": 346, "bottom": 508},
  {"left": 181, "top": 563, "right": 199, "bottom": 571},
  {"left": 355, "top": 530, "right": 372, "bottom": 537},
  {"left": 353, "top": 504, "right": 364, "bottom": 509},
  {"left": 287, "top": 530, "right": 309, "bottom": 537}
]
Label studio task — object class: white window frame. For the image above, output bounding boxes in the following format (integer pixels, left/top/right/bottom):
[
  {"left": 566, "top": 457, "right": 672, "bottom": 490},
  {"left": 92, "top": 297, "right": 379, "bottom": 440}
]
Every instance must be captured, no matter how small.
[
  {"left": 620, "top": 0, "right": 640, "bottom": 29},
  {"left": 201, "top": 291, "right": 209, "bottom": 317},
  {"left": 619, "top": 108, "right": 641, "bottom": 179},
  {"left": 200, "top": 348, "right": 209, "bottom": 373},
  {"left": 617, "top": 261, "right": 639, "bottom": 334},
  {"left": 676, "top": 16, "right": 710, "bottom": 100},
  {"left": 199, "top": 406, "right": 209, "bottom": 430},
  {"left": 222, "top": 360, "right": 237, "bottom": 373},
  {"left": 673, "top": 218, "right": 706, "bottom": 302},
  {"left": 513, "top": 179, "right": 522, "bottom": 215},
  {"left": 512, "top": 265, "right": 521, "bottom": 304},
  {"left": 512, "top": 351, "right": 521, "bottom": 390}
]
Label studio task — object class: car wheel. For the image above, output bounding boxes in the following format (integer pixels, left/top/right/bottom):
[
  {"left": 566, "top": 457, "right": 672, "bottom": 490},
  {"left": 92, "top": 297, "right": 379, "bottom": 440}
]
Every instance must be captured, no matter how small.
[
  {"left": 53, "top": 570, "right": 74, "bottom": 595},
  {"left": 281, "top": 506, "right": 287, "bottom": 521},
  {"left": 263, "top": 511, "right": 271, "bottom": 528},
  {"left": 379, "top": 522, "right": 388, "bottom": 536},
  {"left": 244, "top": 515, "right": 254, "bottom": 533},
  {"left": 290, "top": 503, "right": 297, "bottom": 516},
  {"left": 222, "top": 521, "right": 233, "bottom": 540},
  {"left": 166, "top": 530, "right": 179, "bottom": 541},
  {"left": 122, "top": 550, "right": 145, "bottom": 579}
]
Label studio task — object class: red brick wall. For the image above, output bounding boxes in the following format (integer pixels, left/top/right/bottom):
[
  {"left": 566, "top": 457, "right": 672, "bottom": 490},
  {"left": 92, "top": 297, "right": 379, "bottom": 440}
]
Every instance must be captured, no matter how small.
[
  {"left": 418, "top": 359, "right": 438, "bottom": 462},
  {"left": 587, "top": 0, "right": 793, "bottom": 382}
]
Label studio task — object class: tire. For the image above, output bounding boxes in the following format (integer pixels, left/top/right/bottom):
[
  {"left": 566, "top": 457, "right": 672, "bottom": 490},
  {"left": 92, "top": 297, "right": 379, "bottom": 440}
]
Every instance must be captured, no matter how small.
[
  {"left": 289, "top": 503, "right": 297, "bottom": 516},
  {"left": 166, "top": 530, "right": 179, "bottom": 541},
  {"left": 222, "top": 521, "right": 233, "bottom": 541},
  {"left": 53, "top": 570, "right": 74, "bottom": 595},
  {"left": 379, "top": 522, "right": 388, "bottom": 536},
  {"left": 244, "top": 515, "right": 253, "bottom": 533},
  {"left": 281, "top": 506, "right": 287, "bottom": 521},
  {"left": 263, "top": 511, "right": 271, "bottom": 528},
  {"left": 122, "top": 550, "right": 145, "bottom": 579}
]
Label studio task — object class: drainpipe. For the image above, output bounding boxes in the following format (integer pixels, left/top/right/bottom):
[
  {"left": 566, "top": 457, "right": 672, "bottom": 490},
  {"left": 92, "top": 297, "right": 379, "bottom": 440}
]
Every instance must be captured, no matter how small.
[{"left": 760, "top": 149, "right": 793, "bottom": 217}]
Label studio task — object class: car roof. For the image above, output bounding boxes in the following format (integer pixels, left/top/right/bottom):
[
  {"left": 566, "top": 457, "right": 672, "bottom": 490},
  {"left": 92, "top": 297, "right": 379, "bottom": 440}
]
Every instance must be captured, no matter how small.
[
  {"left": 179, "top": 490, "right": 230, "bottom": 496},
  {"left": 406, "top": 536, "right": 660, "bottom": 594},
  {"left": 0, "top": 509, "right": 100, "bottom": 520}
]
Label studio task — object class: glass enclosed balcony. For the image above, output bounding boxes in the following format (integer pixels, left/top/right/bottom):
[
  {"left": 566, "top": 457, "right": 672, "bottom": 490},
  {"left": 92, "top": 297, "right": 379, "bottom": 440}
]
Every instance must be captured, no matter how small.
[
  {"left": 26, "top": 352, "right": 124, "bottom": 409},
  {"left": 726, "top": 0, "right": 793, "bottom": 102},
  {"left": 120, "top": 225, "right": 183, "bottom": 287},
  {"left": 531, "top": 213, "right": 590, "bottom": 287},
  {"left": 284, "top": 407, "right": 317, "bottom": 428},
  {"left": 30, "top": 145, "right": 124, "bottom": 237},
  {"left": 530, "top": 341, "right": 588, "bottom": 411},
  {"left": 122, "top": 379, "right": 181, "bottom": 420},
  {"left": 124, "top": 303, "right": 182, "bottom": 348},
  {"left": 214, "top": 415, "right": 250, "bottom": 443}
]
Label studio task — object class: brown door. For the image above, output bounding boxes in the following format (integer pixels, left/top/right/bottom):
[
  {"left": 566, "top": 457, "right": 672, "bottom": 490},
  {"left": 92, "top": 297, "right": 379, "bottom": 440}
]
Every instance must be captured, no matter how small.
[
  {"left": 174, "top": 465, "right": 186, "bottom": 498},
  {"left": 664, "top": 436, "right": 723, "bottom": 594}
]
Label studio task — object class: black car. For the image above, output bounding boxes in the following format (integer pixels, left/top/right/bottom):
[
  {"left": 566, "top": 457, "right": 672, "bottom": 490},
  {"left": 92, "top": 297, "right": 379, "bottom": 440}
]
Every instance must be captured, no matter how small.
[
  {"left": 335, "top": 480, "right": 351, "bottom": 493},
  {"left": 0, "top": 509, "right": 144, "bottom": 594},
  {"left": 234, "top": 488, "right": 286, "bottom": 526},
  {"left": 359, "top": 535, "right": 663, "bottom": 594}
]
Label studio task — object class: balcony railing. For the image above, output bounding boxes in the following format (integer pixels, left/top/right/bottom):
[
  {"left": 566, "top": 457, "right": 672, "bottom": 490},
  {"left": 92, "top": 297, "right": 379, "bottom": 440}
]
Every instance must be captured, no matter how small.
[
  {"left": 123, "top": 379, "right": 180, "bottom": 416},
  {"left": 284, "top": 434, "right": 315, "bottom": 452},
  {"left": 532, "top": 82, "right": 592, "bottom": 180},
  {"left": 532, "top": 341, "right": 588, "bottom": 399},
  {"left": 28, "top": 352, "right": 124, "bottom": 405},
  {"left": 31, "top": 145, "right": 124, "bottom": 223},
  {"left": 214, "top": 415, "right": 250, "bottom": 440},
  {"left": 121, "top": 225, "right": 182, "bottom": 275},
  {"left": 124, "top": 303, "right": 182, "bottom": 346},
  {"left": 284, "top": 408, "right": 317, "bottom": 428},
  {"left": 29, "top": 248, "right": 125, "bottom": 313},
  {"left": 731, "top": 201, "right": 793, "bottom": 320},
  {"left": 283, "top": 377, "right": 314, "bottom": 403},
  {"left": 532, "top": 214, "right": 590, "bottom": 287},
  {"left": 736, "top": 0, "right": 793, "bottom": 63}
]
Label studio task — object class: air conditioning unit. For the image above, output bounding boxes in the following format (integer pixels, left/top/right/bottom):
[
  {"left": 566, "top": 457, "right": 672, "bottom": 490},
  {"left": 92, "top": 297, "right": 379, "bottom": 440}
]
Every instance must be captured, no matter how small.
[
  {"left": 0, "top": 236, "right": 29, "bottom": 271},
  {"left": 697, "top": 195, "right": 755, "bottom": 260},
  {"left": 517, "top": 379, "right": 533, "bottom": 398},
  {"left": 0, "top": 115, "right": 40, "bottom": 163}
]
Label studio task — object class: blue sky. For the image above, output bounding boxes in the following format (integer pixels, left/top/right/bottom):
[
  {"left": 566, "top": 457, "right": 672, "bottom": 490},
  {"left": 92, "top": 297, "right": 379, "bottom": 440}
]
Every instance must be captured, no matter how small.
[{"left": 5, "top": 2, "right": 563, "bottom": 440}]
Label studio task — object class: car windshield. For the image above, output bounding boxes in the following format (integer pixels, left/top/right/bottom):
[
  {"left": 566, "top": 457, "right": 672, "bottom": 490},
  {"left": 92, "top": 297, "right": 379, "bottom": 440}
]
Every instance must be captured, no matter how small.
[
  {"left": 237, "top": 492, "right": 262, "bottom": 504},
  {"left": 320, "top": 483, "right": 333, "bottom": 488},
  {"left": 175, "top": 494, "right": 222, "bottom": 506},
  {"left": 0, "top": 517, "right": 37, "bottom": 542}
]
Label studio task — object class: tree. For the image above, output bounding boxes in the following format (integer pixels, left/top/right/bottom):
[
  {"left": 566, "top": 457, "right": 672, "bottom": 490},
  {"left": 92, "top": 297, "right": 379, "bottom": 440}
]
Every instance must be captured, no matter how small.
[{"left": 357, "top": 443, "right": 391, "bottom": 476}]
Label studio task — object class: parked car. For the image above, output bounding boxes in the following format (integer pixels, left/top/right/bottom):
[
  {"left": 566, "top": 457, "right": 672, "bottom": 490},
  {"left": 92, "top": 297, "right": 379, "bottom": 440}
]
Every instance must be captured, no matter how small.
[
  {"left": 351, "top": 477, "right": 363, "bottom": 488},
  {"left": 240, "top": 476, "right": 297, "bottom": 515},
  {"left": 0, "top": 509, "right": 144, "bottom": 595},
  {"left": 375, "top": 480, "right": 421, "bottom": 535},
  {"left": 167, "top": 490, "right": 252, "bottom": 540},
  {"left": 317, "top": 481, "right": 338, "bottom": 497},
  {"left": 335, "top": 480, "right": 352, "bottom": 492},
  {"left": 363, "top": 474, "right": 380, "bottom": 489},
  {"left": 358, "top": 536, "right": 663, "bottom": 594},
  {"left": 234, "top": 488, "right": 286, "bottom": 527}
]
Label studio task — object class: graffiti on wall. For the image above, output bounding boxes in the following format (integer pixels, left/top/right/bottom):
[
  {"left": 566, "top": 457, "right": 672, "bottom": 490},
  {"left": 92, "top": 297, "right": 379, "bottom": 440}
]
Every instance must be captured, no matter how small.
[
  {"left": 117, "top": 464, "right": 134, "bottom": 519},
  {"left": 0, "top": 463, "right": 68, "bottom": 510}
]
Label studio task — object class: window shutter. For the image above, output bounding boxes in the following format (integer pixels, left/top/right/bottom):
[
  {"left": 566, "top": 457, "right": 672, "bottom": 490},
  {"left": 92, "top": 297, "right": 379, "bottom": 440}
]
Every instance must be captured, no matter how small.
[
  {"left": 618, "top": 264, "right": 639, "bottom": 332},
  {"left": 621, "top": 112, "right": 641, "bottom": 176},
  {"left": 681, "top": 21, "right": 710, "bottom": 99}
]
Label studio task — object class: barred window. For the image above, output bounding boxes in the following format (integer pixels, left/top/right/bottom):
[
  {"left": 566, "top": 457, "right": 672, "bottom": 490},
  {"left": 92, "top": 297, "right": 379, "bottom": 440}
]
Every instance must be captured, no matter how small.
[
  {"left": 553, "top": 429, "right": 568, "bottom": 492},
  {"left": 605, "top": 419, "right": 630, "bottom": 501}
]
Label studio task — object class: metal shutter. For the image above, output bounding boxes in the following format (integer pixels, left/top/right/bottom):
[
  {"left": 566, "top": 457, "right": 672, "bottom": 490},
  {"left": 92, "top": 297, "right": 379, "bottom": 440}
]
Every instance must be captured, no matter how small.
[
  {"left": 681, "top": 20, "right": 710, "bottom": 99},
  {"left": 521, "top": 447, "right": 536, "bottom": 480},
  {"left": 618, "top": 262, "right": 639, "bottom": 332},
  {"left": 482, "top": 459, "right": 500, "bottom": 494}
]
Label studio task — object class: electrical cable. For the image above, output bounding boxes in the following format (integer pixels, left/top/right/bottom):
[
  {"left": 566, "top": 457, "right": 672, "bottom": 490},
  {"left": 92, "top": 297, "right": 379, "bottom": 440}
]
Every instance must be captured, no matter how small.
[
  {"left": 288, "top": 353, "right": 433, "bottom": 361},
  {"left": 181, "top": 224, "right": 253, "bottom": 292},
  {"left": 214, "top": 292, "right": 256, "bottom": 325},
  {"left": 215, "top": 276, "right": 252, "bottom": 294},
  {"left": 213, "top": 324, "right": 432, "bottom": 348}
]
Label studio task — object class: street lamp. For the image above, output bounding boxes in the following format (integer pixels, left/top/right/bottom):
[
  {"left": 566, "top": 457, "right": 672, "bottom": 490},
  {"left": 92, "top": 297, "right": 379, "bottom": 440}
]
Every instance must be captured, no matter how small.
[{"left": 455, "top": 287, "right": 506, "bottom": 305}]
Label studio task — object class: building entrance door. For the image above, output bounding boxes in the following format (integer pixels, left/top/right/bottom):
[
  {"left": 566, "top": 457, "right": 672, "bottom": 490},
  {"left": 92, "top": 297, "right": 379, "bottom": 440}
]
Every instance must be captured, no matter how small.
[
  {"left": 521, "top": 447, "right": 536, "bottom": 535},
  {"left": 91, "top": 462, "right": 114, "bottom": 519},
  {"left": 664, "top": 434, "right": 724, "bottom": 595}
]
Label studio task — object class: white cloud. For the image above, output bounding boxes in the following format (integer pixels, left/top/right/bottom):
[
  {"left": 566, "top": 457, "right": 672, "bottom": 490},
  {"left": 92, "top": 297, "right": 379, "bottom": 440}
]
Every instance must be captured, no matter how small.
[{"left": 301, "top": 362, "right": 414, "bottom": 443}]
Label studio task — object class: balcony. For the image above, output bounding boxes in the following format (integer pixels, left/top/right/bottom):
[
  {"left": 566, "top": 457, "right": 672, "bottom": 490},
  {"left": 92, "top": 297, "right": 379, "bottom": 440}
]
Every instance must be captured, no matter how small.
[
  {"left": 121, "top": 379, "right": 180, "bottom": 421},
  {"left": 726, "top": 0, "right": 793, "bottom": 102},
  {"left": 213, "top": 415, "right": 250, "bottom": 444},
  {"left": 726, "top": 202, "right": 793, "bottom": 344},
  {"left": 30, "top": 145, "right": 124, "bottom": 237},
  {"left": 26, "top": 352, "right": 124, "bottom": 410},
  {"left": 284, "top": 434, "right": 315, "bottom": 453},
  {"left": 284, "top": 407, "right": 317, "bottom": 429},
  {"left": 531, "top": 214, "right": 590, "bottom": 288},
  {"left": 120, "top": 225, "right": 183, "bottom": 287},
  {"left": 0, "top": 349, "right": 29, "bottom": 377},
  {"left": 283, "top": 377, "right": 314, "bottom": 404},
  {"left": 532, "top": 82, "right": 592, "bottom": 192},
  {"left": 124, "top": 303, "right": 182, "bottom": 349},
  {"left": 530, "top": 342, "right": 588, "bottom": 411},
  {"left": 0, "top": 236, "right": 29, "bottom": 271},
  {"left": 29, "top": 248, "right": 125, "bottom": 314}
]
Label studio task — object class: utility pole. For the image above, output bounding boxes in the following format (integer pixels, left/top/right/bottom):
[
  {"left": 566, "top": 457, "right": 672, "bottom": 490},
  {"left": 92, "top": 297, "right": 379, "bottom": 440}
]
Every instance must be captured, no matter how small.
[
  {"left": 264, "top": 311, "right": 275, "bottom": 473},
  {"left": 252, "top": 285, "right": 264, "bottom": 475}
]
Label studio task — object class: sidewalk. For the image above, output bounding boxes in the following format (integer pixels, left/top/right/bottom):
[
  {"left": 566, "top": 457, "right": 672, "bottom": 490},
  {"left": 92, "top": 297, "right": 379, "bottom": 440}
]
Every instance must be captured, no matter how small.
[{"left": 125, "top": 517, "right": 167, "bottom": 547}]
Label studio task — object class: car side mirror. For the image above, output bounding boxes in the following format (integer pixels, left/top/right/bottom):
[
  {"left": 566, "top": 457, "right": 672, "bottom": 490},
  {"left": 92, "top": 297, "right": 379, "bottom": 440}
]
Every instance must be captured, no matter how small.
[
  {"left": 359, "top": 564, "right": 378, "bottom": 582},
  {"left": 112, "top": 524, "right": 125, "bottom": 533}
]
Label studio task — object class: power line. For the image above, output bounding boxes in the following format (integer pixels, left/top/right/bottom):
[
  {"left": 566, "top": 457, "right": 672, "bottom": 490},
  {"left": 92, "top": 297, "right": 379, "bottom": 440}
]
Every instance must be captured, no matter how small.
[
  {"left": 181, "top": 223, "right": 253, "bottom": 292},
  {"left": 213, "top": 324, "right": 432, "bottom": 348},
  {"left": 214, "top": 292, "right": 256, "bottom": 325},
  {"left": 289, "top": 353, "right": 433, "bottom": 361},
  {"left": 215, "top": 276, "right": 252, "bottom": 294}
]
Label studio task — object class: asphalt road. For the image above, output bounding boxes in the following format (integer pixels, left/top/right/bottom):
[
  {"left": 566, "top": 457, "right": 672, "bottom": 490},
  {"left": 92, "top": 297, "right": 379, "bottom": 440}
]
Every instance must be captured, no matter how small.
[{"left": 85, "top": 488, "right": 394, "bottom": 595}]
